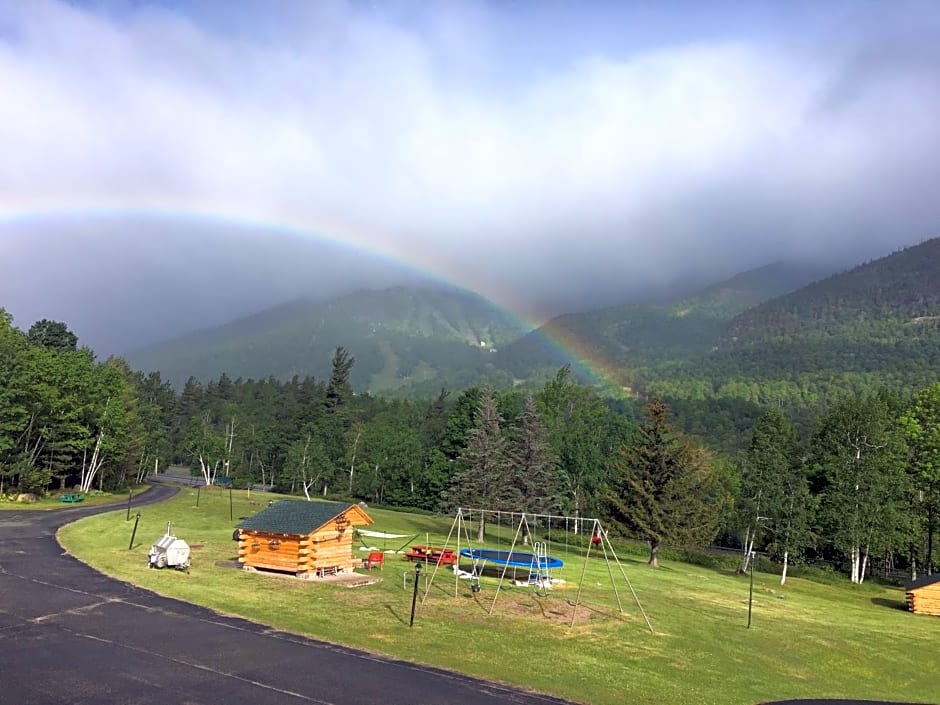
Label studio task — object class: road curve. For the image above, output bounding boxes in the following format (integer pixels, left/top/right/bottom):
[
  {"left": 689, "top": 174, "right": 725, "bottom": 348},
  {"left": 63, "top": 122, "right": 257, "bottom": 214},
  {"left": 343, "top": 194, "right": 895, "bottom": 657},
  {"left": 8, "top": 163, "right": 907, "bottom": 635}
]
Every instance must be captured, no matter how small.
[{"left": 0, "top": 486, "right": 573, "bottom": 705}]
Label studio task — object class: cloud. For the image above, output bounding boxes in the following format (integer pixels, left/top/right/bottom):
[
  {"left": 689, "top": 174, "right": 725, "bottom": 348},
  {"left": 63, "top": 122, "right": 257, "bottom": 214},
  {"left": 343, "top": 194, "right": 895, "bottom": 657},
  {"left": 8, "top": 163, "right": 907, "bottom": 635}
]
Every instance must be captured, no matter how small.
[{"left": 1, "top": 0, "right": 939, "bottom": 338}]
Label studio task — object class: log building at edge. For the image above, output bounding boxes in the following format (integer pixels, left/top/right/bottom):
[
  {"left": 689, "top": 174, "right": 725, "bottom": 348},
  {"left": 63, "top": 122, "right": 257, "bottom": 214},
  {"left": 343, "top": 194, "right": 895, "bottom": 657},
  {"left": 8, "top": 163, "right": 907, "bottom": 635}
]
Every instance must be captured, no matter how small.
[{"left": 905, "top": 574, "right": 940, "bottom": 616}]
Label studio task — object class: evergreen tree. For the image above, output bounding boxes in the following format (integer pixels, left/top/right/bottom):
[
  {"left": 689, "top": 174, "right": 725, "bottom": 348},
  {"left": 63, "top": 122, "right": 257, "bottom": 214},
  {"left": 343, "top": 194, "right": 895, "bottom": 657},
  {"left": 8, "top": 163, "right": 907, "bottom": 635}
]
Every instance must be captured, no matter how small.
[
  {"left": 26, "top": 319, "right": 78, "bottom": 351},
  {"left": 325, "top": 346, "right": 354, "bottom": 410},
  {"left": 604, "top": 398, "right": 726, "bottom": 567},
  {"left": 507, "top": 395, "right": 560, "bottom": 515},
  {"left": 440, "top": 387, "right": 482, "bottom": 460},
  {"left": 446, "top": 388, "right": 514, "bottom": 540}
]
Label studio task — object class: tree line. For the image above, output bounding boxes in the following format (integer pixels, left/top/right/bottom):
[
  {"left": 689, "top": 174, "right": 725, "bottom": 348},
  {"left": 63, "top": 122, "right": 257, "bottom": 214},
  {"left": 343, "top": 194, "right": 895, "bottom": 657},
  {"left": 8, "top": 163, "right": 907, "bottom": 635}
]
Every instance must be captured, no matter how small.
[{"left": 1, "top": 310, "right": 936, "bottom": 581}]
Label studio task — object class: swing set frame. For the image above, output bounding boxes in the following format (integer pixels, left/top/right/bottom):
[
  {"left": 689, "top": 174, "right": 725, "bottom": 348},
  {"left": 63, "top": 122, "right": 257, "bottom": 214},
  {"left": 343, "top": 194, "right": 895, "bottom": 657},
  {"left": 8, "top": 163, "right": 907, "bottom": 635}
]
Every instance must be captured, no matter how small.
[{"left": 422, "top": 507, "right": 653, "bottom": 631}]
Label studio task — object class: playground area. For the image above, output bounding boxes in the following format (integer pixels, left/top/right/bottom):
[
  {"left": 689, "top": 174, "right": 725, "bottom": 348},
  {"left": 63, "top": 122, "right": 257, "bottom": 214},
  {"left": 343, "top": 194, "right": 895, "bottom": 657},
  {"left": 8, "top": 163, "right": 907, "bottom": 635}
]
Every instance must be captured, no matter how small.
[{"left": 56, "top": 488, "right": 940, "bottom": 705}]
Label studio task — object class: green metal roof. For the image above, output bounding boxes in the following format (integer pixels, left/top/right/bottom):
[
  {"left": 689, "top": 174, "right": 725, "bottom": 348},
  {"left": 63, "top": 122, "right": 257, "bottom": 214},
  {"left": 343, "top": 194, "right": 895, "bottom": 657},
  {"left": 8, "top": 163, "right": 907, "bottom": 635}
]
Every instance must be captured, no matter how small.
[
  {"left": 906, "top": 573, "right": 940, "bottom": 591},
  {"left": 237, "top": 500, "right": 354, "bottom": 536}
]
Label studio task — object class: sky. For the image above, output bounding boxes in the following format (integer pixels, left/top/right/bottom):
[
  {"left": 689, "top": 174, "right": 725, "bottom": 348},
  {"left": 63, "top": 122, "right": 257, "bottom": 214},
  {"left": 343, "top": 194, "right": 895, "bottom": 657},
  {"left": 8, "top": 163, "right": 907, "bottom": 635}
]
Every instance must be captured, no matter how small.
[{"left": 1, "top": 0, "right": 939, "bottom": 354}]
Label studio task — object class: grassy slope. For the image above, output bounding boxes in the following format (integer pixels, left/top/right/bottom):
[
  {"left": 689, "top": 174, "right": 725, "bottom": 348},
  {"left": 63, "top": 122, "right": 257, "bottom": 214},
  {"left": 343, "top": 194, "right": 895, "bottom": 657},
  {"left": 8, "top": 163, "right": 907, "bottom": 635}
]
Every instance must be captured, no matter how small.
[
  {"left": 58, "top": 489, "right": 939, "bottom": 705},
  {"left": 0, "top": 485, "right": 151, "bottom": 511}
]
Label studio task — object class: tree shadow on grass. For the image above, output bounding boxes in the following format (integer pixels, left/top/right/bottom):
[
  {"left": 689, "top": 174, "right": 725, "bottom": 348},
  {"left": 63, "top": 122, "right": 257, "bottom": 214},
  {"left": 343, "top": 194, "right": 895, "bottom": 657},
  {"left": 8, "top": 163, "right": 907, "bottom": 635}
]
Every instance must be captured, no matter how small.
[{"left": 870, "top": 596, "right": 908, "bottom": 612}]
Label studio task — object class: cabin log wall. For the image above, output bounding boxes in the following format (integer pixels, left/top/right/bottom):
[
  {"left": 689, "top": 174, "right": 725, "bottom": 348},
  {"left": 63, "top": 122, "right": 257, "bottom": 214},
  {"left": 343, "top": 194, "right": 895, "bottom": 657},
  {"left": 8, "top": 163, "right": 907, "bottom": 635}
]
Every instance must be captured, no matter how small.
[
  {"left": 238, "top": 527, "right": 358, "bottom": 575},
  {"left": 907, "top": 582, "right": 940, "bottom": 616}
]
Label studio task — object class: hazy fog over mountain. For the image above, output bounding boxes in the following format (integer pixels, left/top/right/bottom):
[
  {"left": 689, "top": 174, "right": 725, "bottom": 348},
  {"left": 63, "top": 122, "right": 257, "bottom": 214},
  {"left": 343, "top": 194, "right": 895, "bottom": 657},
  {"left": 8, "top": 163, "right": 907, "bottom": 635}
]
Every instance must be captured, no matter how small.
[{"left": 1, "top": 1, "right": 938, "bottom": 354}]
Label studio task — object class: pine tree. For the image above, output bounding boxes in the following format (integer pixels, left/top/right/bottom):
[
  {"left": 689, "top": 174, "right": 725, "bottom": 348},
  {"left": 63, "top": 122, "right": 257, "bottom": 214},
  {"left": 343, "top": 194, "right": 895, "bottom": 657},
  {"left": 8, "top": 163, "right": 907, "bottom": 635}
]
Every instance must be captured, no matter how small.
[
  {"left": 604, "top": 398, "right": 726, "bottom": 567},
  {"left": 446, "top": 388, "right": 513, "bottom": 541},
  {"left": 325, "top": 346, "right": 354, "bottom": 411},
  {"left": 507, "top": 395, "right": 560, "bottom": 515}
]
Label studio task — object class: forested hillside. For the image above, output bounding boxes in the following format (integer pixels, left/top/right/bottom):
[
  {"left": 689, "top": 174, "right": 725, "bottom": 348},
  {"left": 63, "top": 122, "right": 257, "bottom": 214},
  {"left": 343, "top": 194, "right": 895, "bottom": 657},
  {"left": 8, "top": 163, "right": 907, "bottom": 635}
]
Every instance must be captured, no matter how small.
[
  {"left": 643, "top": 238, "right": 940, "bottom": 436},
  {"left": 497, "top": 260, "right": 833, "bottom": 389},
  {"left": 126, "top": 286, "right": 530, "bottom": 393},
  {"left": 125, "top": 260, "right": 834, "bottom": 398}
]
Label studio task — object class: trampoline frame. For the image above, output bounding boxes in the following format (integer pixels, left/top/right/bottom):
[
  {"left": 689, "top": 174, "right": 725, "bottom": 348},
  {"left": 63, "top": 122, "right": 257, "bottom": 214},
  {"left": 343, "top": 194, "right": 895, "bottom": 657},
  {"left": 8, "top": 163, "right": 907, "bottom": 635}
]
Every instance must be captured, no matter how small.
[{"left": 459, "top": 547, "right": 563, "bottom": 569}]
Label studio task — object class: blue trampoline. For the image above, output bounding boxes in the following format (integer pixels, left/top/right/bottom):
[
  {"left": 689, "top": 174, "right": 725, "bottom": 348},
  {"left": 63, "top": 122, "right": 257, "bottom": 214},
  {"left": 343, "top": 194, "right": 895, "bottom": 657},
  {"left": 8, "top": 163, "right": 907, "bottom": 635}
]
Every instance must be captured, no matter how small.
[{"left": 460, "top": 547, "right": 563, "bottom": 568}]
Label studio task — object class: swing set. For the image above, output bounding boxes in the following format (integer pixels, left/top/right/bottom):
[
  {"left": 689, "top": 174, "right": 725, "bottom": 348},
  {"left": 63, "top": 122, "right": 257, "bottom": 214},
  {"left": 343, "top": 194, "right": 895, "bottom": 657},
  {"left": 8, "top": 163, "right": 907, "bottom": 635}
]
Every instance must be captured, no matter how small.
[{"left": 421, "top": 507, "right": 653, "bottom": 631}]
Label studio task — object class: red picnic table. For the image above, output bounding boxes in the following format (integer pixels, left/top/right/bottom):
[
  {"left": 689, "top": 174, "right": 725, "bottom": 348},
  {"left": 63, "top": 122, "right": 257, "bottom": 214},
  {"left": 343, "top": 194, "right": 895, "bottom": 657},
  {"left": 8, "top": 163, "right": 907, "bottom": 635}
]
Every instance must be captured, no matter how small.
[{"left": 403, "top": 545, "right": 458, "bottom": 566}]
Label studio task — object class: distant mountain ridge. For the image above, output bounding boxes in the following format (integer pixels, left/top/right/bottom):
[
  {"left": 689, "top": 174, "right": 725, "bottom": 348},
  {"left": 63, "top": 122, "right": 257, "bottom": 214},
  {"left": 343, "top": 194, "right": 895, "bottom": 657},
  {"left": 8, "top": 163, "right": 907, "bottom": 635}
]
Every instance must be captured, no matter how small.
[
  {"left": 126, "top": 258, "right": 838, "bottom": 395},
  {"left": 496, "top": 259, "right": 835, "bottom": 388},
  {"left": 725, "top": 239, "right": 940, "bottom": 343},
  {"left": 126, "top": 285, "right": 531, "bottom": 391},
  {"left": 124, "top": 238, "right": 940, "bottom": 413}
]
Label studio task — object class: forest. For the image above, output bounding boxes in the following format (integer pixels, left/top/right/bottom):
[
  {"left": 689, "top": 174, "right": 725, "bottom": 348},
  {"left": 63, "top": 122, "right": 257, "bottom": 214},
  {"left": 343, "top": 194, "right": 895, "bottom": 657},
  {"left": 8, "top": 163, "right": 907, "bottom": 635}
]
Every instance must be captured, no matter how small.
[{"left": 1, "top": 307, "right": 937, "bottom": 583}]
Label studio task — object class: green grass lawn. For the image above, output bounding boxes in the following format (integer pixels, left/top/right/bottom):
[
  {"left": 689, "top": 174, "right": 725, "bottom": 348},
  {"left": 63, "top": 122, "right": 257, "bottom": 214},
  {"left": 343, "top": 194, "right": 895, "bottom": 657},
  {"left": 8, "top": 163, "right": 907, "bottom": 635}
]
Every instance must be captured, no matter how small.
[
  {"left": 57, "top": 487, "right": 939, "bottom": 705},
  {"left": 1, "top": 485, "right": 151, "bottom": 511}
]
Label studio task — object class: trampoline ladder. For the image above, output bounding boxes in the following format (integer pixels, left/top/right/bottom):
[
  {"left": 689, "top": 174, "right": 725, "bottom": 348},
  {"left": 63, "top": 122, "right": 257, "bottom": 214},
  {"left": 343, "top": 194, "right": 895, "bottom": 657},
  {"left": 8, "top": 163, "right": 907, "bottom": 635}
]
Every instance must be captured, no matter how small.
[{"left": 529, "top": 541, "right": 549, "bottom": 585}]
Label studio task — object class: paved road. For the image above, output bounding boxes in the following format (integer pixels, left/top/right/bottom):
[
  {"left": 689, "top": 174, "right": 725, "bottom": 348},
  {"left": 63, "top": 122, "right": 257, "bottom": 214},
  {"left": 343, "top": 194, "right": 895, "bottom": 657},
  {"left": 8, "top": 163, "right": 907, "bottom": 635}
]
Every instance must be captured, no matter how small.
[{"left": 0, "top": 487, "right": 572, "bottom": 705}]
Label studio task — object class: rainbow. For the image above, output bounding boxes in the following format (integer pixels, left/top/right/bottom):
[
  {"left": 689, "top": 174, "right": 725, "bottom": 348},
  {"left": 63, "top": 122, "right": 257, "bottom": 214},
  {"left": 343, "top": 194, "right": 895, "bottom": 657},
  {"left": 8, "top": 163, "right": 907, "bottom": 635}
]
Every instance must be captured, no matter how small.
[{"left": 0, "top": 201, "right": 631, "bottom": 395}]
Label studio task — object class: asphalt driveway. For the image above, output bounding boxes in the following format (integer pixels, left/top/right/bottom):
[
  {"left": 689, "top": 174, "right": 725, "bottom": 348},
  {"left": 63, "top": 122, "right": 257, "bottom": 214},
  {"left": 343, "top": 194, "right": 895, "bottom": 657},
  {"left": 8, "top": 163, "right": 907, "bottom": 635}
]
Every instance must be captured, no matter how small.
[{"left": 0, "top": 486, "right": 571, "bottom": 705}]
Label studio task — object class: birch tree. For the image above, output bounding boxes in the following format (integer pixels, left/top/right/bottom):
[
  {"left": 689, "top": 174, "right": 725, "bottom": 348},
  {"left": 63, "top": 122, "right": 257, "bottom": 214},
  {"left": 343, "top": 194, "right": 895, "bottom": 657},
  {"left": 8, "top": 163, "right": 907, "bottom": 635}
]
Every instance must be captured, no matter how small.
[
  {"left": 812, "top": 393, "right": 908, "bottom": 583},
  {"left": 286, "top": 433, "right": 330, "bottom": 500},
  {"left": 738, "top": 409, "right": 813, "bottom": 582},
  {"left": 182, "top": 412, "right": 225, "bottom": 486}
]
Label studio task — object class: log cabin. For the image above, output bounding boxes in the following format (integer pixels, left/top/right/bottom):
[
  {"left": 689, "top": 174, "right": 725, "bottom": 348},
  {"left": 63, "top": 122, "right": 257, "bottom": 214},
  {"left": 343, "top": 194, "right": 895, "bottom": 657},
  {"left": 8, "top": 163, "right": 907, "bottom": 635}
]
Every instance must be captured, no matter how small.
[
  {"left": 905, "top": 573, "right": 940, "bottom": 616},
  {"left": 237, "top": 500, "right": 372, "bottom": 578}
]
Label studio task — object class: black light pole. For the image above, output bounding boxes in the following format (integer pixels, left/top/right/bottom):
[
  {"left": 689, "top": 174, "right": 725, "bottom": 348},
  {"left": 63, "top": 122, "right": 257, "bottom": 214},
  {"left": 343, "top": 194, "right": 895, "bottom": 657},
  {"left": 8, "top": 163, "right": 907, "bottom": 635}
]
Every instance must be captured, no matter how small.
[
  {"left": 747, "top": 550, "right": 755, "bottom": 629},
  {"left": 229, "top": 484, "right": 233, "bottom": 521},
  {"left": 128, "top": 512, "right": 141, "bottom": 550},
  {"left": 410, "top": 563, "right": 422, "bottom": 628},
  {"left": 196, "top": 485, "right": 200, "bottom": 507}
]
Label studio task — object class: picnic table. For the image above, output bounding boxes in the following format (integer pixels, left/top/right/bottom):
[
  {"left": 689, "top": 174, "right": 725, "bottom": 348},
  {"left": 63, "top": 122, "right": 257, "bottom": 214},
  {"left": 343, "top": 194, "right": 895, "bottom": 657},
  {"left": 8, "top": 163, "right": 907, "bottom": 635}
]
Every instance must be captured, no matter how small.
[
  {"left": 59, "top": 493, "right": 84, "bottom": 503},
  {"left": 403, "top": 545, "right": 458, "bottom": 566}
]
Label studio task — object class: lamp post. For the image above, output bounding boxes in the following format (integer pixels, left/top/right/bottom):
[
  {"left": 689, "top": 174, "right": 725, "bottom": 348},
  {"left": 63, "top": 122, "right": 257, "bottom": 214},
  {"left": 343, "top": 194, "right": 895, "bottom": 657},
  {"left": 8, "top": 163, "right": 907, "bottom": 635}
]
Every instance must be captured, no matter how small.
[
  {"left": 410, "top": 563, "right": 422, "bottom": 627},
  {"left": 747, "top": 550, "right": 756, "bottom": 629},
  {"left": 128, "top": 513, "right": 141, "bottom": 550}
]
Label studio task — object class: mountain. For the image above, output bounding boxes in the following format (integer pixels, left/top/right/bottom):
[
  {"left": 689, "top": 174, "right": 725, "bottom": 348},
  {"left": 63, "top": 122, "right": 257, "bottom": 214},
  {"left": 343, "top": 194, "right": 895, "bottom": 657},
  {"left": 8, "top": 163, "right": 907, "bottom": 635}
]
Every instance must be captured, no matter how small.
[
  {"left": 640, "top": 237, "right": 940, "bottom": 421},
  {"left": 125, "top": 286, "right": 531, "bottom": 392},
  {"left": 497, "top": 260, "right": 836, "bottom": 389},
  {"left": 125, "top": 237, "right": 940, "bottom": 437},
  {"left": 725, "top": 239, "right": 940, "bottom": 343}
]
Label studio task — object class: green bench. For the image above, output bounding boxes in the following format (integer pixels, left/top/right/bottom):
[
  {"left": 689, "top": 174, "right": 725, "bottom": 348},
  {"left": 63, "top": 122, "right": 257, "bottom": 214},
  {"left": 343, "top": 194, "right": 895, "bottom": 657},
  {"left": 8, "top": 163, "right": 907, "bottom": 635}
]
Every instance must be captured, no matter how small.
[{"left": 59, "top": 493, "right": 84, "bottom": 503}]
